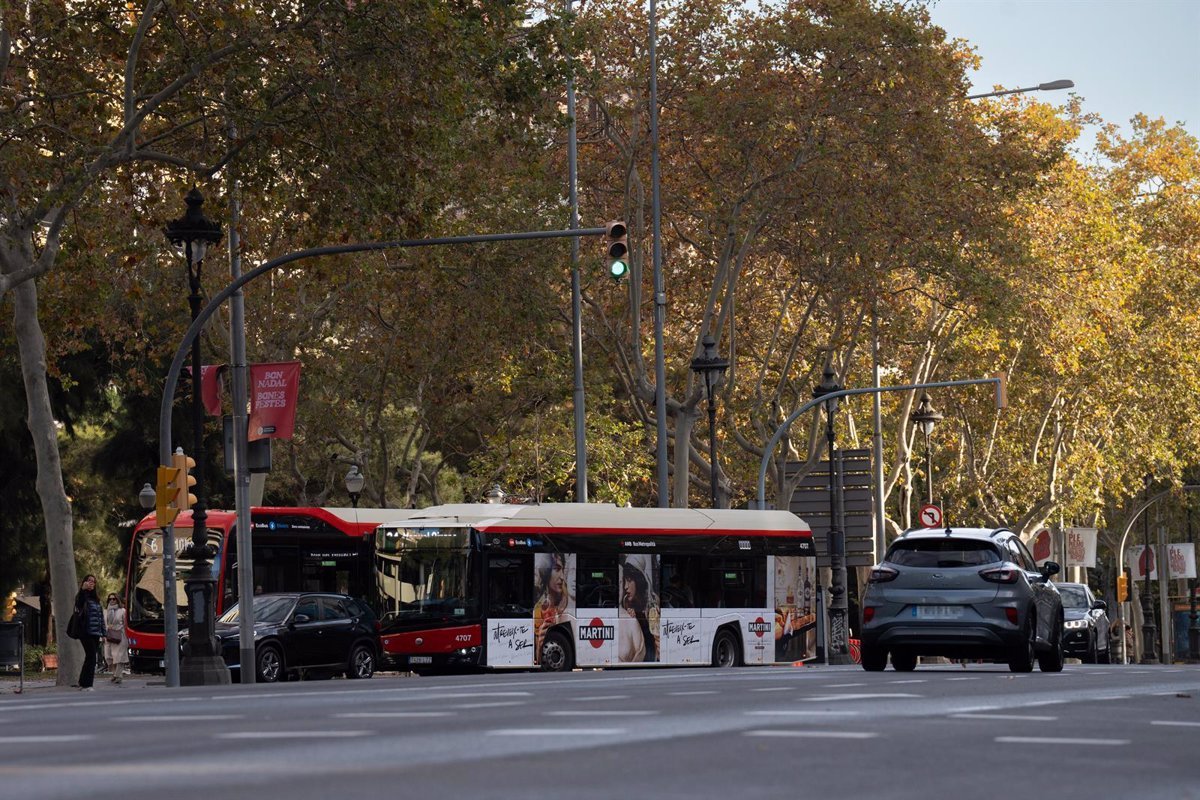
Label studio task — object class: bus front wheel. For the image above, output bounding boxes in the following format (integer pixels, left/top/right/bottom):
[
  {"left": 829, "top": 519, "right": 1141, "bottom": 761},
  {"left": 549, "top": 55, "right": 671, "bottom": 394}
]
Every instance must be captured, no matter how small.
[
  {"left": 540, "top": 630, "right": 573, "bottom": 672},
  {"left": 711, "top": 628, "right": 742, "bottom": 668}
]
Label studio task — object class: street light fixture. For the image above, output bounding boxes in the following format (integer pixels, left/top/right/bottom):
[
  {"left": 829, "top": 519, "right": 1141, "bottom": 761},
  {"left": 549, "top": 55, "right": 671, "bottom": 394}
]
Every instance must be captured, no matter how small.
[
  {"left": 1140, "top": 475, "right": 1159, "bottom": 664},
  {"left": 138, "top": 483, "right": 156, "bottom": 512},
  {"left": 910, "top": 393, "right": 943, "bottom": 506},
  {"left": 812, "top": 363, "right": 851, "bottom": 665},
  {"left": 345, "top": 465, "right": 365, "bottom": 509},
  {"left": 162, "top": 187, "right": 229, "bottom": 686},
  {"left": 690, "top": 334, "right": 729, "bottom": 509},
  {"left": 484, "top": 484, "right": 507, "bottom": 504},
  {"left": 966, "top": 79, "right": 1074, "bottom": 100}
]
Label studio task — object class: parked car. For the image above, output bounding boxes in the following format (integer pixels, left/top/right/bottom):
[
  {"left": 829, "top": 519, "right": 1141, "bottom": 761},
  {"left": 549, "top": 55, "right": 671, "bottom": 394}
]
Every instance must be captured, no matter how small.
[
  {"left": 190, "top": 592, "right": 380, "bottom": 683},
  {"left": 1057, "top": 582, "right": 1110, "bottom": 663},
  {"left": 860, "top": 527, "right": 1065, "bottom": 673}
]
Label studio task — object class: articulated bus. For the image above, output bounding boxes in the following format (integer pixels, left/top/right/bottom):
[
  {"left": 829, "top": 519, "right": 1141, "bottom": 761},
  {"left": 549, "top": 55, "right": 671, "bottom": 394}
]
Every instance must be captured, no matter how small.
[
  {"left": 372, "top": 503, "right": 818, "bottom": 672},
  {"left": 124, "top": 506, "right": 414, "bottom": 673}
]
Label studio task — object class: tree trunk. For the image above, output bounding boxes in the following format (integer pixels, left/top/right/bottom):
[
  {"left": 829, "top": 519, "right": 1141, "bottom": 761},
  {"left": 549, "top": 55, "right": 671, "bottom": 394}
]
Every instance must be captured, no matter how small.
[
  {"left": 671, "top": 410, "right": 696, "bottom": 508},
  {"left": 13, "top": 277, "right": 80, "bottom": 686}
]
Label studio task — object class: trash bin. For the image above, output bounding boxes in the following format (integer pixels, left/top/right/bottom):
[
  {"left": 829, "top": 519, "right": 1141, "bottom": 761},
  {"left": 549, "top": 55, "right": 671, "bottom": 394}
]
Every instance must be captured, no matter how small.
[{"left": 0, "top": 621, "right": 25, "bottom": 694}]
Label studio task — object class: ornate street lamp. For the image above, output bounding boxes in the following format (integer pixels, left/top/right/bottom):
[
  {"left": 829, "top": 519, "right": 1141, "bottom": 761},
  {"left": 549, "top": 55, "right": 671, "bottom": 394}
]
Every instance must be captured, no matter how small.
[
  {"left": 1140, "top": 475, "right": 1159, "bottom": 664},
  {"left": 138, "top": 483, "right": 157, "bottom": 512},
  {"left": 1188, "top": 501, "right": 1199, "bottom": 662},
  {"left": 484, "top": 484, "right": 507, "bottom": 504},
  {"left": 690, "top": 334, "right": 729, "bottom": 509},
  {"left": 910, "top": 392, "right": 943, "bottom": 506},
  {"left": 812, "top": 363, "right": 851, "bottom": 665},
  {"left": 163, "top": 188, "right": 229, "bottom": 686},
  {"left": 345, "top": 465, "right": 365, "bottom": 509}
]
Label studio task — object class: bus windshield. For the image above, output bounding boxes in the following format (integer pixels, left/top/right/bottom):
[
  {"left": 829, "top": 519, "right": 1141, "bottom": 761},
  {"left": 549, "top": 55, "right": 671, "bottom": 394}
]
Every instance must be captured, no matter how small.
[
  {"left": 375, "top": 528, "right": 477, "bottom": 623},
  {"left": 129, "top": 527, "right": 223, "bottom": 627}
]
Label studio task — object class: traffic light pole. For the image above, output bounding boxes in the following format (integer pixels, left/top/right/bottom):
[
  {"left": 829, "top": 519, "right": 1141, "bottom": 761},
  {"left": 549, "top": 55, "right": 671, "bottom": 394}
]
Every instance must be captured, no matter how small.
[{"left": 155, "top": 227, "right": 612, "bottom": 684}]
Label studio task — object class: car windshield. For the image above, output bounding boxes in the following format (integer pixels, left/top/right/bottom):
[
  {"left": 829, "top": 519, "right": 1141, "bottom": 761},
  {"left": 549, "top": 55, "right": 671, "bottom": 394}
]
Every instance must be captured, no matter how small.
[
  {"left": 218, "top": 595, "right": 296, "bottom": 625},
  {"left": 1058, "top": 585, "right": 1091, "bottom": 609},
  {"left": 886, "top": 539, "right": 1001, "bottom": 568}
]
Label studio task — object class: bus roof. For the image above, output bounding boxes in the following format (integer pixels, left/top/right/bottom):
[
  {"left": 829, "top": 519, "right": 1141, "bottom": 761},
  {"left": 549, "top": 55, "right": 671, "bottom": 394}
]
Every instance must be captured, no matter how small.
[
  {"left": 376, "top": 503, "right": 811, "bottom": 536},
  {"left": 133, "top": 506, "right": 432, "bottom": 531}
]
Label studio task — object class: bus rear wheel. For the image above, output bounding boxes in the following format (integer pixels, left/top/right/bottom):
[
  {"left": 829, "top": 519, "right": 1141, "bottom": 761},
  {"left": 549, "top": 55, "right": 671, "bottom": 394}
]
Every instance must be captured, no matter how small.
[
  {"left": 711, "top": 628, "right": 741, "bottom": 668},
  {"left": 540, "top": 630, "right": 573, "bottom": 672}
]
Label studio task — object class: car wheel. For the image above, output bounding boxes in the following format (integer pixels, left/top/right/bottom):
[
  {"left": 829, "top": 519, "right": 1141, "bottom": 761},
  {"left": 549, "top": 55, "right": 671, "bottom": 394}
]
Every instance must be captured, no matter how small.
[
  {"left": 1038, "top": 616, "right": 1065, "bottom": 673},
  {"left": 1008, "top": 615, "right": 1035, "bottom": 673},
  {"left": 347, "top": 643, "right": 375, "bottom": 679},
  {"left": 256, "top": 644, "right": 285, "bottom": 683},
  {"left": 539, "top": 630, "right": 573, "bottom": 672},
  {"left": 891, "top": 650, "right": 917, "bottom": 672},
  {"left": 1098, "top": 637, "right": 1111, "bottom": 664},
  {"left": 860, "top": 643, "right": 887, "bottom": 672},
  {"left": 711, "top": 628, "right": 742, "bottom": 668},
  {"left": 1084, "top": 632, "right": 1098, "bottom": 664}
]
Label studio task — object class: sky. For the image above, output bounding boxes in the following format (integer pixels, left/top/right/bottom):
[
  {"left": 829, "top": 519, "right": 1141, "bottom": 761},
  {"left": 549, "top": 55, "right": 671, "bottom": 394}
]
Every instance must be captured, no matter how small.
[{"left": 926, "top": 0, "right": 1200, "bottom": 154}]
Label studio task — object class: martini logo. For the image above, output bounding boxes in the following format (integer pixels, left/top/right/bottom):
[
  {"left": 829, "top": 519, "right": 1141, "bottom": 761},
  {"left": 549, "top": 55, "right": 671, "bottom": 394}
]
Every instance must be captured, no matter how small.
[
  {"left": 748, "top": 617, "right": 772, "bottom": 639},
  {"left": 579, "top": 617, "right": 615, "bottom": 649}
]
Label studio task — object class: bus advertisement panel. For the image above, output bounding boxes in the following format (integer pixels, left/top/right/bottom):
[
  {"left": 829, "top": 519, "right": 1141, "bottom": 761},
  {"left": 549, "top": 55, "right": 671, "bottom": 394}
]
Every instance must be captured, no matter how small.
[{"left": 372, "top": 503, "right": 816, "bottom": 672}]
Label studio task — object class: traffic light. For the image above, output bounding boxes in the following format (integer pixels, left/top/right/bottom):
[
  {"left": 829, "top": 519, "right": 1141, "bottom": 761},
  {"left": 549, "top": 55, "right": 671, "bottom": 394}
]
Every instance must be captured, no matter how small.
[
  {"left": 156, "top": 464, "right": 182, "bottom": 526},
  {"left": 172, "top": 449, "right": 198, "bottom": 511},
  {"left": 1117, "top": 573, "right": 1128, "bottom": 603},
  {"left": 605, "top": 221, "right": 628, "bottom": 281}
]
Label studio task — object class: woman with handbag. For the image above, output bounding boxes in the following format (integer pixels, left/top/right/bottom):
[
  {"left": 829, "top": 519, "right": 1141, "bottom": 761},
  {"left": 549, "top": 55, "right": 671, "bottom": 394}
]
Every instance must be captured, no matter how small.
[
  {"left": 73, "top": 575, "right": 104, "bottom": 691},
  {"left": 103, "top": 592, "right": 129, "bottom": 683}
]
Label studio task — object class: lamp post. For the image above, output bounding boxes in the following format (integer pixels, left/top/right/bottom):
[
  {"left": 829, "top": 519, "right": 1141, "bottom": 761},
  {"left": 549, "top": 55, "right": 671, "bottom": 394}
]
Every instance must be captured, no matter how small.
[
  {"left": 813, "top": 364, "right": 851, "bottom": 664},
  {"left": 1140, "top": 475, "right": 1159, "bottom": 664},
  {"left": 138, "top": 483, "right": 156, "bottom": 513},
  {"left": 966, "top": 79, "right": 1074, "bottom": 100},
  {"left": 345, "top": 465, "right": 365, "bottom": 509},
  {"left": 690, "top": 334, "right": 729, "bottom": 509},
  {"left": 910, "top": 393, "right": 943, "bottom": 506},
  {"left": 484, "top": 484, "right": 507, "bottom": 504},
  {"left": 1188, "top": 501, "right": 1199, "bottom": 662},
  {"left": 163, "top": 188, "right": 230, "bottom": 686}
]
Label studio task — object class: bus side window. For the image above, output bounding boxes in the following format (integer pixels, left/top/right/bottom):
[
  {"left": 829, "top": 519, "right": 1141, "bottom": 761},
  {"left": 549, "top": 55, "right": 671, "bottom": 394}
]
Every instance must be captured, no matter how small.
[
  {"left": 704, "top": 558, "right": 767, "bottom": 608},
  {"left": 659, "top": 556, "right": 699, "bottom": 608},
  {"left": 577, "top": 555, "right": 620, "bottom": 608},
  {"left": 487, "top": 555, "right": 534, "bottom": 618}
]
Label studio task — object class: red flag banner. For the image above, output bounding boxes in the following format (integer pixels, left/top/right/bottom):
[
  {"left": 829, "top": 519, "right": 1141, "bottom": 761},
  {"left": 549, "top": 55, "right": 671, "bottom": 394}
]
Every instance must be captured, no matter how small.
[
  {"left": 248, "top": 361, "right": 302, "bottom": 441},
  {"left": 183, "top": 365, "right": 226, "bottom": 416}
]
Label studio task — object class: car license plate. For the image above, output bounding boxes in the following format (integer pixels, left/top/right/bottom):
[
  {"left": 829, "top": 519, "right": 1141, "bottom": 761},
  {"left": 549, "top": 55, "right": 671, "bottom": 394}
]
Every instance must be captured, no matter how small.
[
  {"left": 912, "top": 605, "right": 964, "bottom": 619},
  {"left": 409, "top": 656, "right": 433, "bottom": 664}
]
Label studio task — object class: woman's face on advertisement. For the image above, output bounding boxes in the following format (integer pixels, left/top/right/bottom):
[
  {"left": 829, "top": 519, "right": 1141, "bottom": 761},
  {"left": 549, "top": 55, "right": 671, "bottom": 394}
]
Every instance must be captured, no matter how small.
[
  {"left": 623, "top": 575, "right": 638, "bottom": 602},
  {"left": 550, "top": 558, "right": 565, "bottom": 594}
]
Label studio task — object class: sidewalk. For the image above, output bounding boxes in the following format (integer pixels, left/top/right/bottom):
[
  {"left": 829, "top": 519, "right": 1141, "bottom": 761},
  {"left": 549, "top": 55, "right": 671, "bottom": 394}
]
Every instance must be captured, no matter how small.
[{"left": 1, "top": 672, "right": 161, "bottom": 695}]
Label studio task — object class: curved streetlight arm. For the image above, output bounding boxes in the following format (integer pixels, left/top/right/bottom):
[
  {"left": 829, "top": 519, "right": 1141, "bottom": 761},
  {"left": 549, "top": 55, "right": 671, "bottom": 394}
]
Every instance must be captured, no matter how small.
[
  {"left": 158, "top": 227, "right": 605, "bottom": 466},
  {"left": 1116, "top": 485, "right": 1200, "bottom": 581},
  {"left": 754, "top": 375, "right": 1006, "bottom": 507}
]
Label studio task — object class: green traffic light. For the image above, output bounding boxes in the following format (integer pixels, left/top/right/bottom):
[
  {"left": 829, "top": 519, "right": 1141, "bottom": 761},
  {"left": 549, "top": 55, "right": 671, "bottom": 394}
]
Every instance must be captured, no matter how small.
[{"left": 610, "top": 259, "right": 629, "bottom": 280}]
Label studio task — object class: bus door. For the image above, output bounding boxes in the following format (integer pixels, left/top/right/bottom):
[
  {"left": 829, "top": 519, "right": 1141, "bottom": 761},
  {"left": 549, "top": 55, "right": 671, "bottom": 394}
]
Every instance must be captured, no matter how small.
[
  {"left": 659, "top": 556, "right": 705, "bottom": 664},
  {"left": 574, "top": 555, "right": 619, "bottom": 667},
  {"left": 484, "top": 553, "right": 535, "bottom": 667}
]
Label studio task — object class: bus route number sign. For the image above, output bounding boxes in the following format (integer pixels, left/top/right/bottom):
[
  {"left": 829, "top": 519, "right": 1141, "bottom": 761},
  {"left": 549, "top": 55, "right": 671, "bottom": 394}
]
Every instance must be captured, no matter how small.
[{"left": 919, "top": 504, "right": 943, "bottom": 529}]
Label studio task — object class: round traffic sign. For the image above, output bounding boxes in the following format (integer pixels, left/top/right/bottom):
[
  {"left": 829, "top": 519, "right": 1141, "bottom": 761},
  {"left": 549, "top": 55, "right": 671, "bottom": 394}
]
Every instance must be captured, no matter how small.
[{"left": 919, "top": 503, "right": 943, "bottom": 528}]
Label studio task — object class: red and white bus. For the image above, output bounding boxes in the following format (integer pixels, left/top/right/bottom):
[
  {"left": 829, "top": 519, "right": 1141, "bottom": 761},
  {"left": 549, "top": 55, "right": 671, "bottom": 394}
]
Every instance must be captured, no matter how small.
[
  {"left": 372, "top": 503, "right": 817, "bottom": 672},
  {"left": 124, "top": 506, "right": 413, "bottom": 673}
]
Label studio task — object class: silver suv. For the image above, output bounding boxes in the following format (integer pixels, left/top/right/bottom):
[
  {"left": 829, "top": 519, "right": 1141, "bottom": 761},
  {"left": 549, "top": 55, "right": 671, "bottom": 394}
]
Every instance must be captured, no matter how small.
[{"left": 860, "top": 527, "right": 1064, "bottom": 672}]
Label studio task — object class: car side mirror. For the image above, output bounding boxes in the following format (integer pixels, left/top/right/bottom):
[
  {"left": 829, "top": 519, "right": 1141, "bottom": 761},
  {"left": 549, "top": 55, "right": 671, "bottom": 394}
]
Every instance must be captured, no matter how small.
[
  {"left": 1093, "top": 599, "right": 1107, "bottom": 611},
  {"left": 293, "top": 613, "right": 311, "bottom": 625},
  {"left": 1040, "top": 561, "right": 1061, "bottom": 577}
]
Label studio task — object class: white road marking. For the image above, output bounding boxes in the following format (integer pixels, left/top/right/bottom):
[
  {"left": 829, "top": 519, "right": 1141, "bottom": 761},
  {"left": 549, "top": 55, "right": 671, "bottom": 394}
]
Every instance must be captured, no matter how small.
[
  {"left": 803, "top": 693, "right": 920, "bottom": 701},
  {"left": 545, "top": 710, "right": 658, "bottom": 717},
  {"left": 0, "top": 735, "right": 93, "bottom": 744},
  {"left": 822, "top": 683, "right": 866, "bottom": 688},
  {"left": 745, "top": 710, "right": 859, "bottom": 716},
  {"left": 570, "top": 695, "right": 630, "bottom": 701},
  {"left": 952, "top": 713, "right": 1058, "bottom": 721},
  {"left": 450, "top": 701, "right": 527, "bottom": 709},
  {"left": 751, "top": 687, "right": 792, "bottom": 692},
  {"left": 112, "top": 714, "right": 244, "bottom": 722},
  {"left": 335, "top": 711, "right": 454, "bottom": 718},
  {"left": 745, "top": 730, "right": 879, "bottom": 739},
  {"left": 487, "top": 728, "right": 625, "bottom": 736},
  {"left": 216, "top": 731, "right": 371, "bottom": 739},
  {"left": 1151, "top": 720, "right": 1200, "bottom": 727},
  {"left": 995, "top": 736, "right": 1129, "bottom": 746},
  {"left": 668, "top": 691, "right": 717, "bottom": 696},
  {"left": 392, "top": 691, "right": 531, "bottom": 701},
  {"left": 888, "top": 680, "right": 927, "bottom": 684},
  {"left": 946, "top": 677, "right": 980, "bottom": 681}
]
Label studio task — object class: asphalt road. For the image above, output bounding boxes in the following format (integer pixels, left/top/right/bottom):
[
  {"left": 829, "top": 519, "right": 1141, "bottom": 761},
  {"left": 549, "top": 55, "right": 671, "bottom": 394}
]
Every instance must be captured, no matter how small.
[{"left": 2, "top": 664, "right": 1198, "bottom": 800}]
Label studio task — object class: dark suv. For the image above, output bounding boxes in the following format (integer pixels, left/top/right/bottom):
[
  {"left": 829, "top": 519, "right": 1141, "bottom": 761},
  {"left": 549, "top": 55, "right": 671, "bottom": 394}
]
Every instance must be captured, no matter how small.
[
  {"left": 860, "top": 527, "right": 1064, "bottom": 672},
  {"left": 1057, "top": 582, "right": 1110, "bottom": 663},
  {"left": 210, "top": 592, "right": 381, "bottom": 683}
]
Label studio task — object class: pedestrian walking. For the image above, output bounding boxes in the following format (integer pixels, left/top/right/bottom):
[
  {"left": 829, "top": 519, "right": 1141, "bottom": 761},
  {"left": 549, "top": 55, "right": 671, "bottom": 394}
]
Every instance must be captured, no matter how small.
[
  {"left": 103, "top": 592, "right": 129, "bottom": 684},
  {"left": 73, "top": 575, "right": 104, "bottom": 691}
]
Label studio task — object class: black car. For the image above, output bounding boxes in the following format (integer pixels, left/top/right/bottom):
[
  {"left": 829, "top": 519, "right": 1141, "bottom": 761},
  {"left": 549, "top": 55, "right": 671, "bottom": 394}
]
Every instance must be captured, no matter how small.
[
  {"left": 1057, "top": 582, "right": 1111, "bottom": 663},
  {"left": 206, "top": 592, "right": 381, "bottom": 683}
]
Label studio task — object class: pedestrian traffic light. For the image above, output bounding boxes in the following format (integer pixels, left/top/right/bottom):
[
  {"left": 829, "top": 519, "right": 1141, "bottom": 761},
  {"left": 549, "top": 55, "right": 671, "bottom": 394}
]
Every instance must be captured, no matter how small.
[
  {"left": 156, "top": 464, "right": 182, "bottom": 526},
  {"left": 1117, "top": 573, "right": 1128, "bottom": 603},
  {"left": 605, "top": 221, "right": 628, "bottom": 281},
  {"left": 171, "top": 449, "right": 197, "bottom": 511}
]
